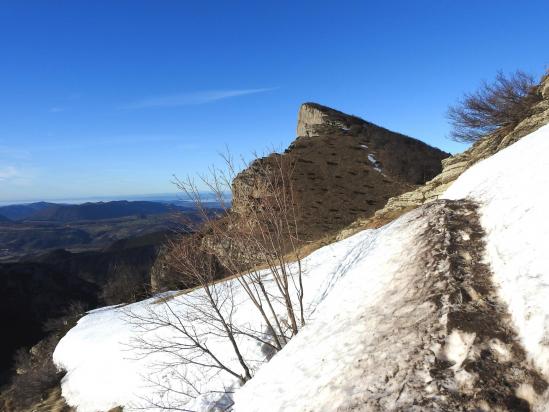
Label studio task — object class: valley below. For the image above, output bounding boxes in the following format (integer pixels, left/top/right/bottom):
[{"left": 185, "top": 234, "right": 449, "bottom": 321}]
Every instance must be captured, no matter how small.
[{"left": 0, "top": 200, "right": 212, "bottom": 261}]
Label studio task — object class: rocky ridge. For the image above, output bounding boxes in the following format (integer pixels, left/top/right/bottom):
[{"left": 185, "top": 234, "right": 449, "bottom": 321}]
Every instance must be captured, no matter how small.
[
  {"left": 232, "top": 103, "right": 449, "bottom": 241},
  {"left": 338, "top": 73, "right": 549, "bottom": 239}
]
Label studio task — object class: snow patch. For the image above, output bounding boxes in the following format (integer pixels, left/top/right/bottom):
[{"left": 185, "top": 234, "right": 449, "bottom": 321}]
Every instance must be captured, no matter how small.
[
  {"left": 367, "top": 153, "right": 382, "bottom": 172},
  {"left": 517, "top": 383, "right": 543, "bottom": 406},
  {"left": 54, "top": 228, "right": 377, "bottom": 411},
  {"left": 489, "top": 338, "right": 512, "bottom": 363},
  {"left": 234, "top": 204, "right": 455, "bottom": 411}
]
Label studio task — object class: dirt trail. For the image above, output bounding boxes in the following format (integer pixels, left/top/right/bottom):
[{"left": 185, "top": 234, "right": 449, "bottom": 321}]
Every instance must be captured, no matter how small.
[{"left": 417, "top": 200, "right": 547, "bottom": 411}]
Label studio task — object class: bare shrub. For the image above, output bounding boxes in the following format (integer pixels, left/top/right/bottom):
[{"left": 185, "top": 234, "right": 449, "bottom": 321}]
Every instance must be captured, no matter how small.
[
  {"left": 124, "top": 239, "right": 250, "bottom": 409},
  {"left": 447, "top": 70, "right": 542, "bottom": 143},
  {"left": 175, "top": 151, "right": 305, "bottom": 340},
  {"left": 125, "top": 150, "right": 305, "bottom": 408},
  {"left": 43, "top": 300, "right": 87, "bottom": 334}
]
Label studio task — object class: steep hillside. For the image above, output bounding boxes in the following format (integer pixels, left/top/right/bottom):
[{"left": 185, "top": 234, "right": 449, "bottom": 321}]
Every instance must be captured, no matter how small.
[
  {"left": 0, "top": 262, "right": 99, "bottom": 386},
  {"left": 232, "top": 103, "right": 449, "bottom": 240},
  {"left": 52, "top": 123, "right": 549, "bottom": 412}
]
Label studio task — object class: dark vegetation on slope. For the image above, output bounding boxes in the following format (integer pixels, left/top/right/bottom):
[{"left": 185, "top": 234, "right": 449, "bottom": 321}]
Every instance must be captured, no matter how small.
[
  {"left": 0, "top": 262, "right": 98, "bottom": 388},
  {"left": 0, "top": 202, "right": 56, "bottom": 221},
  {"left": 0, "top": 231, "right": 185, "bottom": 394},
  {"left": 0, "top": 226, "right": 93, "bottom": 260},
  {"left": 0, "top": 303, "right": 84, "bottom": 412}
]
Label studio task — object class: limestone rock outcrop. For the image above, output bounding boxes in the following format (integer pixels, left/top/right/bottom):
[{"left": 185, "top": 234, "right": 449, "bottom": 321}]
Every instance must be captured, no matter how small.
[{"left": 296, "top": 103, "right": 358, "bottom": 137}]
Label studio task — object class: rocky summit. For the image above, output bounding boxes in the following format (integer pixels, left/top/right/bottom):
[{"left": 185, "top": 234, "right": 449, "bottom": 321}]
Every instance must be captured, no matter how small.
[{"left": 232, "top": 103, "right": 450, "bottom": 241}]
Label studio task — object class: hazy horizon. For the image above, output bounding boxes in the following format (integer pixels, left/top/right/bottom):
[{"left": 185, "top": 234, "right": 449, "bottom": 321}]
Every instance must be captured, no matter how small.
[
  {"left": 0, "top": 192, "right": 179, "bottom": 207},
  {"left": 0, "top": 190, "right": 232, "bottom": 207}
]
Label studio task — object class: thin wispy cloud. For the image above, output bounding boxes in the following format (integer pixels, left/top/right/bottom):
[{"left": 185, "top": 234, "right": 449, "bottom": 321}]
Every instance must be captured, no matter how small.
[
  {"left": 27, "top": 134, "right": 186, "bottom": 152},
  {"left": 49, "top": 106, "right": 66, "bottom": 113},
  {"left": 121, "top": 88, "right": 276, "bottom": 110}
]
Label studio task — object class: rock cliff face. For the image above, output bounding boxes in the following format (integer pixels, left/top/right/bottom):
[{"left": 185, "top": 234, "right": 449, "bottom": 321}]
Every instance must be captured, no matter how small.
[
  {"left": 232, "top": 103, "right": 450, "bottom": 241},
  {"left": 296, "top": 103, "right": 361, "bottom": 137},
  {"left": 338, "top": 73, "right": 549, "bottom": 238}
]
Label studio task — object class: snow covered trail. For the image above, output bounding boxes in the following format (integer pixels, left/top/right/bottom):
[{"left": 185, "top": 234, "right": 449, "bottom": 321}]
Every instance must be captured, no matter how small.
[
  {"left": 444, "top": 123, "right": 549, "bottom": 388},
  {"left": 234, "top": 200, "right": 548, "bottom": 411},
  {"left": 236, "top": 124, "right": 549, "bottom": 411}
]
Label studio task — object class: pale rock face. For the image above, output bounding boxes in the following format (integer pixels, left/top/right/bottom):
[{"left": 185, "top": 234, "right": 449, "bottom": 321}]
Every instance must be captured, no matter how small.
[
  {"left": 542, "top": 75, "right": 549, "bottom": 99},
  {"left": 296, "top": 103, "right": 349, "bottom": 137},
  {"left": 296, "top": 104, "right": 327, "bottom": 137}
]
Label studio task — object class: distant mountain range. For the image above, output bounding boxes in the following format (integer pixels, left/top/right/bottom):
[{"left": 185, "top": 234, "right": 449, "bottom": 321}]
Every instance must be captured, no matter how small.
[
  {"left": 0, "top": 201, "right": 55, "bottom": 221},
  {"left": 0, "top": 200, "right": 190, "bottom": 222}
]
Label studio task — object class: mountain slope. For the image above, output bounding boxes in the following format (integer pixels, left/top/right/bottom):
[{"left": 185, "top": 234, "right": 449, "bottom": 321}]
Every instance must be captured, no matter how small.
[
  {"left": 232, "top": 103, "right": 449, "bottom": 241},
  {"left": 236, "top": 124, "right": 549, "bottom": 411},
  {"left": 53, "top": 123, "right": 549, "bottom": 411}
]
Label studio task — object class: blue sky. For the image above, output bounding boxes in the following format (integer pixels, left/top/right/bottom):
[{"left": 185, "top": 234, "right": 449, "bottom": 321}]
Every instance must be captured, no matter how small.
[{"left": 0, "top": 1, "right": 547, "bottom": 203}]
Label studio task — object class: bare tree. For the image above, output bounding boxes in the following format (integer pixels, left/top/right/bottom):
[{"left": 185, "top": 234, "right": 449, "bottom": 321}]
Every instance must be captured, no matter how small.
[
  {"left": 225, "top": 153, "right": 305, "bottom": 334},
  {"left": 447, "top": 70, "right": 541, "bottom": 143},
  {"left": 175, "top": 151, "right": 305, "bottom": 341},
  {"left": 124, "top": 150, "right": 305, "bottom": 409},
  {"left": 123, "top": 242, "right": 251, "bottom": 409}
]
